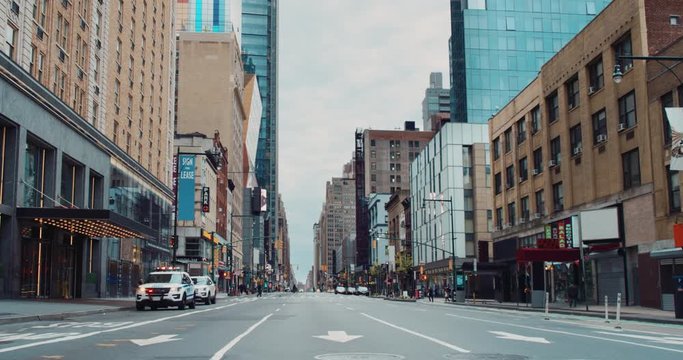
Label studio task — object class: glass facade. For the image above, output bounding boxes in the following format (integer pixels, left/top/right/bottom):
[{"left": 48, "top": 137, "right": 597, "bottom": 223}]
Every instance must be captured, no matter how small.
[
  {"left": 450, "top": 0, "right": 612, "bottom": 123},
  {"left": 242, "top": 0, "right": 278, "bottom": 257},
  {"left": 176, "top": 0, "right": 242, "bottom": 36}
]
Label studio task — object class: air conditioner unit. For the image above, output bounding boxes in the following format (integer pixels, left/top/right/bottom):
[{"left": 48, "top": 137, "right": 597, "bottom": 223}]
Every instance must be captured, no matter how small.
[
  {"left": 588, "top": 86, "right": 595, "bottom": 94},
  {"left": 573, "top": 146, "right": 582, "bottom": 155},
  {"left": 597, "top": 134, "right": 607, "bottom": 143},
  {"left": 548, "top": 159, "right": 557, "bottom": 168},
  {"left": 618, "top": 123, "right": 627, "bottom": 132},
  {"left": 519, "top": 177, "right": 526, "bottom": 183},
  {"left": 532, "top": 169, "right": 540, "bottom": 176},
  {"left": 624, "top": 63, "right": 633, "bottom": 71},
  {"left": 533, "top": 213, "right": 541, "bottom": 219}
]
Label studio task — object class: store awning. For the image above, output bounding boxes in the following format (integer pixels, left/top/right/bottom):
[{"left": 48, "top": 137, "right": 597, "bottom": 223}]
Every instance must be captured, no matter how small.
[
  {"left": 516, "top": 248, "right": 580, "bottom": 262},
  {"left": 16, "top": 207, "right": 157, "bottom": 240},
  {"left": 650, "top": 247, "right": 683, "bottom": 259}
]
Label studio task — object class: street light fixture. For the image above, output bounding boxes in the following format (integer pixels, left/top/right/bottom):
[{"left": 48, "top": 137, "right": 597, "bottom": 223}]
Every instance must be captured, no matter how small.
[
  {"left": 612, "top": 55, "right": 683, "bottom": 85},
  {"left": 422, "top": 196, "right": 458, "bottom": 302}
]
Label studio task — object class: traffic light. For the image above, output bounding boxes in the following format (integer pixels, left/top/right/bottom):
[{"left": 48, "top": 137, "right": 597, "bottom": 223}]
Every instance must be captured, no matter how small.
[{"left": 170, "top": 236, "right": 178, "bottom": 249}]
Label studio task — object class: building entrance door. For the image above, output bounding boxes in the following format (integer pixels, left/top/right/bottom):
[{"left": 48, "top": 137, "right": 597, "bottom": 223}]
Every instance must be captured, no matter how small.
[{"left": 52, "top": 233, "right": 83, "bottom": 299}]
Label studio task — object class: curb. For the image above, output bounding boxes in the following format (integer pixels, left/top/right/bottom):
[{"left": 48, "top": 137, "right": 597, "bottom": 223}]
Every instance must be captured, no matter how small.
[
  {"left": 384, "top": 298, "right": 416, "bottom": 303},
  {"left": 0, "top": 306, "right": 134, "bottom": 326},
  {"left": 447, "top": 302, "right": 683, "bottom": 326}
]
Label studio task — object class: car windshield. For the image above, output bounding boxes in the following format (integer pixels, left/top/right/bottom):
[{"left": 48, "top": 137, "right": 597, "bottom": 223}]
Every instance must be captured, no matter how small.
[
  {"left": 145, "top": 274, "right": 181, "bottom": 284},
  {"left": 192, "top": 277, "right": 209, "bottom": 285}
]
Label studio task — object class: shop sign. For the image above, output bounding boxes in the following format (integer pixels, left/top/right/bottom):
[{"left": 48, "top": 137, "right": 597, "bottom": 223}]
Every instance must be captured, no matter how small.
[
  {"left": 543, "top": 216, "right": 578, "bottom": 248},
  {"left": 177, "top": 155, "right": 195, "bottom": 221}
]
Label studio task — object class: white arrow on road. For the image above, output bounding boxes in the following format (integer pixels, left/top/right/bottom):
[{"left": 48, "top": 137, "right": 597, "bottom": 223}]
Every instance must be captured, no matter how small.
[
  {"left": 313, "top": 331, "right": 363, "bottom": 343},
  {"left": 130, "top": 334, "right": 181, "bottom": 346},
  {"left": 489, "top": 331, "right": 551, "bottom": 344}
]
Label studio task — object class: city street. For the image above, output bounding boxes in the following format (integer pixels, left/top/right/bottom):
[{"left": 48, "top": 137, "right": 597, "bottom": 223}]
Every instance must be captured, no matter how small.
[{"left": 1, "top": 293, "right": 682, "bottom": 359}]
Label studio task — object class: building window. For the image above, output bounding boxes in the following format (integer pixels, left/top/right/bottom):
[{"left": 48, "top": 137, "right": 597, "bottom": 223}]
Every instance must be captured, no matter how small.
[
  {"left": 370, "top": 139, "right": 376, "bottom": 146},
  {"left": 37, "top": 52, "right": 44, "bottom": 82},
  {"left": 546, "top": 91, "right": 559, "bottom": 123},
  {"left": 521, "top": 196, "right": 530, "bottom": 221},
  {"left": 553, "top": 182, "right": 564, "bottom": 212},
  {"left": 618, "top": 91, "right": 637, "bottom": 129},
  {"left": 566, "top": 76, "right": 579, "bottom": 109},
  {"left": 370, "top": 174, "right": 376, "bottom": 182},
  {"left": 570, "top": 124, "right": 582, "bottom": 155},
  {"left": 533, "top": 148, "right": 543, "bottom": 174},
  {"left": 494, "top": 172, "right": 502, "bottom": 194},
  {"left": 588, "top": 57, "right": 604, "bottom": 92},
  {"left": 517, "top": 118, "right": 526, "bottom": 144},
  {"left": 535, "top": 189, "right": 545, "bottom": 216},
  {"left": 668, "top": 166, "right": 681, "bottom": 213},
  {"left": 507, "top": 202, "right": 516, "bottom": 226},
  {"left": 4, "top": 24, "right": 17, "bottom": 60},
  {"left": 663, "top": 92, "right": 674, "bottom": 145},
  {"left": 622, "top": 148, "right": 641, "bottom": 190},
  {"left": 519, "top": 157, "right": 528, "bottom": 182},
  {"left": 504, "top": 129, "right": 512, "bottom": 152},
  {"left": 495, "top": 207, "right": 503, "bottom": 229},
  {"left": 371, "top": 162, "right": 376, "bottom": 170},
  {"left": 493, "top": 138, "right": 500, "bottom": 160},
  {"left": 614, "top": 33, "right": 633, "bottom": 70},
  {"left": 550, "top": 136, "right": 561, "bottom": 164},
  {"left": 506, "top": 165, "right": 515, "bottom": 189},
  {"left": 592, "top": 109, "right": 607, "bottom": 144},
  {"left": 370, "top": 150, "right": 376, "bottom": 159},
  {"left": 531, "top": 106, "right": 541, "bottom": 134},
  {"left": 671, "top": 16, "right": 681, "bottom": 26},
  {"left": 506, "top": 17, "right": 516, "bottom": 31},
  {"left": 586, "top": 2, "right": 596, "bottom": 15}
]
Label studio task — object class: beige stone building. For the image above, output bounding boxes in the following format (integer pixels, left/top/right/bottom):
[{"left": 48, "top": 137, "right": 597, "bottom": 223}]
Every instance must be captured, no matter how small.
[{"left": 489, "top": 0, "right": 683, "bottom": 309}]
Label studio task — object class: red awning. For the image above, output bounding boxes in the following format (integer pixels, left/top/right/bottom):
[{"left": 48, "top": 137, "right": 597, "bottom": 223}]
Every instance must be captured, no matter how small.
[{"left": 516, "top": 248, "right": 580, "bottom": 262}]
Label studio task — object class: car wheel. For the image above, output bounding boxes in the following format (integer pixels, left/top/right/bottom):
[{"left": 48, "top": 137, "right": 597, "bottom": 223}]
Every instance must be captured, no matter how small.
[
  {"left": 151, "top": 304, "right": 158, "bottom": 310},
  {"left": 136, "top": 303, "right": 144, "bottom": 311},
  {"left": 189, "top": 297, "right": 196, "bottom": 309},
  {"left": 206, "top": 293, "right": 211, "bottom": 305},
  {"left": 211, "top": 294, "right": 217, "bottom": 304},
  {"left": 178, "top": 294, "right": 186, "bottom": 310}
]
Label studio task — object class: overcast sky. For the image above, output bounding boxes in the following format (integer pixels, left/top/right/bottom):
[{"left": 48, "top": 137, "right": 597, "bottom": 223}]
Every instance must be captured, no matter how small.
[{"left": 279, "top": 1, "right": 451, "bottom": 283}]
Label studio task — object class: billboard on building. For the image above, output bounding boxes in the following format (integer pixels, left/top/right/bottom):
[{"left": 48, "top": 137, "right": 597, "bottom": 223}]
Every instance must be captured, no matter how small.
[
  {"left": 667, "top": 108, "right": 683, "bottom": 171},
  {"left": 177, "top": 155, "right": 196, "bottom": 221},
  {"left": 260, "top": 189, "right": 268, "bottom": 212}
]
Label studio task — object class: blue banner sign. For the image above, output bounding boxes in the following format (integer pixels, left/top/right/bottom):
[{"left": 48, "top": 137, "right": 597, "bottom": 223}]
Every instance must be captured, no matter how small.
[{"left": 177, "top": 155, "right": 195, "bottom": 221}]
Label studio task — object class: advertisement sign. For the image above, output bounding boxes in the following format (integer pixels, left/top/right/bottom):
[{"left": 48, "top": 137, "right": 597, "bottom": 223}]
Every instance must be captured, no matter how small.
[
  {"left": 201, "top": 187, "right": 210, "bottom": 213},
  {"left": 543, "top": 216, "right": 578, "bottom": 248},
  {"left": 172, "top": 155, "right": 178, "bottom": 207},
  {"left": 667, "top": 108, "right": 683, "bottom": 171},
  {"left": 177, "top": 155, "right": 196, "bottom": 221},
  {"left": 260, "top": 188, "right": 268, "bottom": 212}
]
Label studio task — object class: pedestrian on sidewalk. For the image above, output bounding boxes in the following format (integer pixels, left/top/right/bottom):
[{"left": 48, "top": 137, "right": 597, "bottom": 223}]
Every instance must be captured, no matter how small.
[
  {"left": 568, "top": 283, "right": 578, "bottom": 308},
  {"left": 428, "top": 287, "right": 434, "bottom": 302},
  {"left": 257, "top": 283, "right": 263, "bottom": 297}
]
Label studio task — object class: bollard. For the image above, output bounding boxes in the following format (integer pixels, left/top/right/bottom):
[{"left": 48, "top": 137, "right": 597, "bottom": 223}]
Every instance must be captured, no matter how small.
[
  {"left": 615, "top": 293, "right": 622, "bottom": 329},
  {"left": 604, "top": 295, "right": 610, "bottom": 323},
  {"left": 544, "top": 292, "right": 550, "bottom": 320}
]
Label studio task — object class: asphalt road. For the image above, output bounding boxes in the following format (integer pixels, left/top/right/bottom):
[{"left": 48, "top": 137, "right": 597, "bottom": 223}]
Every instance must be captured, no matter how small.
[{"left": 1, "top": 293, "right": 683, "bottom": 359}]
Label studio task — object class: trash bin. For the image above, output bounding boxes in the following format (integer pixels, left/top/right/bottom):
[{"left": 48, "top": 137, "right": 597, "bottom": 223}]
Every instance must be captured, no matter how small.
[{"left": 674, "top": 276, "right": 683, "bottom": 319}]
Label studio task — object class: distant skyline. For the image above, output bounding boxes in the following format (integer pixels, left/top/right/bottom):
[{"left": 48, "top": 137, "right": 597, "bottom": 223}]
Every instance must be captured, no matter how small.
[{"left": 279, "top": 1, "right": 450, "bottom": 282}]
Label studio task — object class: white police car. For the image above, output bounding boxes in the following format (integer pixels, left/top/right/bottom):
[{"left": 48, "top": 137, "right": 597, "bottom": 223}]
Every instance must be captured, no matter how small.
[{"left": 136, "top": 267, "right": 196, "bottom": 311}]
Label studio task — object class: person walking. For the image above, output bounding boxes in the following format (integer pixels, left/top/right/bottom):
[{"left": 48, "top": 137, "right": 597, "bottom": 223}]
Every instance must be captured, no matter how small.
[
  {"left": 568, "top": 283, "right": 578, "bottom": 308},
  {"left": 428, "top": 287, "right": 434, "bottom": 302},
  {"left": 257, "top": 282, "right": 263, "bottom": 297}
]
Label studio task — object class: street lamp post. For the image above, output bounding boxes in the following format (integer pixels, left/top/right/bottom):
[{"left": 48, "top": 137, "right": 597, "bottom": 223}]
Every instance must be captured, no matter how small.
[
  {"left": 612, "top": 55, "right": 683, "bottom": 85},
  {"left": 423, "top": 196, "right": 458, "bottom": 302}
]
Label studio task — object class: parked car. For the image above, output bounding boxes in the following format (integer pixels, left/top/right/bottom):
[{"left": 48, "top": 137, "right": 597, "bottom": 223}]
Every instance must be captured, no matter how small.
[
  {"left": 335, "top": 286, "right": 346, "bottom": 294},
  {"left": 191, "top": 276, "right": 217, "bottom": 305},
  {"left": 356, "top": 286, "right": 369, "bottom": 296},
  {"left": 136, "top": 269, "right": 196, "bottom": 311},
  {"left": 346, "top": 286, "right": 357, "bottom": 295}
]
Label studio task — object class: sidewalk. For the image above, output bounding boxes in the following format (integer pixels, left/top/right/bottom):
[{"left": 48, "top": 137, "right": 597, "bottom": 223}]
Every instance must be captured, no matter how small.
[
  {"left": 0, "top": 292, "right": 237, "bottom": 325},
  {"left": 417, "top": 297, "right": 683, "bottom": 325}
]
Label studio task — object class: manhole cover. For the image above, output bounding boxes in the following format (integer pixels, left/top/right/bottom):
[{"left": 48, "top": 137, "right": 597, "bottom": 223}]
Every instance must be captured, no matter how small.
[
  {"left": 444, "top": 355, "right": 529, "bottom": 360},
  {"left": 315, "top": 353, "right": 405, "bottom": 360}
]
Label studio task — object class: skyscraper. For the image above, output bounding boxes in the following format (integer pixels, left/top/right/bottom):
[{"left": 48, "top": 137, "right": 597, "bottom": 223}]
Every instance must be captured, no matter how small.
[
  {"left": 175, "top": 0, "right": 242, "bottom": 41},
  {"left": 421, "top": 72, "right": 451, "bottom": 131},
  {"left": 449, "top": 0, "right": 612, "bottom": 123},
  {"left": 242, "top": 0, "right": 278, "bottom": 265}
]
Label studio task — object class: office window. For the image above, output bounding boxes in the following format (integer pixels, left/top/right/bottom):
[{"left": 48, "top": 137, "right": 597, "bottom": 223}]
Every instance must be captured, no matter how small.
[
  {"left": 4, "top": 24, "right": 17, "bottom": 60},
  {"left": 504, "top": 129, "right": 512, "bottom": 152},
  {"left": 493, "top": 137, "right": 500, "bottom": 160},
  {"left": 494, "top": 172, "right": 502, "bottom": 194},
  {"left": 663, "top": 92, "right": 674, "bottom": 145},
  {"left": 614, "top": 34, "right": 633, "bottom": 70},
  {"left": 506, "top": 17, "right": 515, "bottom": 31},
  {"left": 37, "top": 52, "right": 44, "bottom": 82},
  {"left": 622, "top": 148, "right": 641, "bottom": 190},
  {"left": 519, "top": 157, "right": 528, "bottom": 182},
  {"left": 371, "top": 174, "right": 376, "bottom": 182},
  {"left": 586, "top": 2, "right": 596, "bottom": 15},
  {"left": 517, "top": 118, "right": 526, "bottom": 144},
  {"left": 550, "top": 136, "right": 561, "bottom": 164},
  {"left": 506, "top": 165, "right": 514, "bottom": 189},
  {"left": 370, "top": 150, "right": 376, "bottom": 159},
  {"left": 671, "top": 16, "right": 681, "bottom": 26},
  {"left": 619, "top": 91, "right": 637, "bottom": 128},
  {"left": 533, "top": 148, "right": 543, "bottom": 174},
  {"left": 495, "top": 207, "right": 503, "bottom": 229},
  {"left": 531, "top": 106, "right": 541, "bottom": 133},
  {"left": 521, "top": 196, "right": 530, "bottom": 220},
  {"left": 546, "top": 91, "right": 559, "bottom": 123},
  {"left": 592, "top": 109, "right": 607, "bottom": 144},
  {"left": 570, "top": 124, "right": 582, "bottom": 155},
  {"left": 535, "top": 189, "right": 545, "bottom": 216},
  {"left": 553, "top": 182, "right": 564, "bottom": 211},
  {"left": 507, "top": 202, "right": 516, "bottom": 226},
  {"left": 668, "top": 166, "right": 681, "bottom": 213},
  {"left": 588, "top": 57, "right": 604, "bottom": 92},
  {"left": 566, "top": 76, "right": 580, "bottom": 109}
]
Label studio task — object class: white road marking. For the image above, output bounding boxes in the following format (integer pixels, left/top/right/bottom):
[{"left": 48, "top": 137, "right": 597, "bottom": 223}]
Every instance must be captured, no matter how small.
[
  {"left": 210, "top": 313, "right": 273, "bottom": 360},
  {"left": 346, "top": 307, "right": 354, "bottom": 311},
  {"left": 594, "top": 331, "right": 683, "bottom": 345},
  {"left": 361, "top": 313, "right": 469, "bottom": 353},
  {"left": 32, "top": 322, "right": 133, "bottom": 329},
  {"left": 276, "top": 308, "right": 280, "bottom": 312},
  {"left": 0, "top": 301, "right": 252, "bottom": 354},
  {"left": 489, "top": 331, "right": 551, "bottom": 344},
  {"left": 130, "top": 334, "right": 181, "bottom": 346},
  {"left": 313, "top": 331, "right": 363, "bottom": 343},
  {"left": 446, "top": 313, "right": 683, "bottom": 353}
]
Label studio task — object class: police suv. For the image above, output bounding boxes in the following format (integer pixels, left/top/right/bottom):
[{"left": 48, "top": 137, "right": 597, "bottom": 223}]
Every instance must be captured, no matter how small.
[{"left": 136, "top": 267, "right": 196, "bottom": 311}]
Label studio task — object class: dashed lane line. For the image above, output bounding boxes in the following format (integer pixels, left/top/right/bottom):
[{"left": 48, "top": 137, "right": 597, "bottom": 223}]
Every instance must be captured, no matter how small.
[{"left": 209, "top": 313, "right": 273, "bottom": 360}]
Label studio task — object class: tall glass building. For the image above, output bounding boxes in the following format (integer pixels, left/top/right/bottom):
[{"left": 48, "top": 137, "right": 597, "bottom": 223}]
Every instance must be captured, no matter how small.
[
  {"left": 450, "top": 0, "right": 612, "bottom": 123},
  {"left": 242, "top": 0, "right": 279, "bottom": 267}
]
